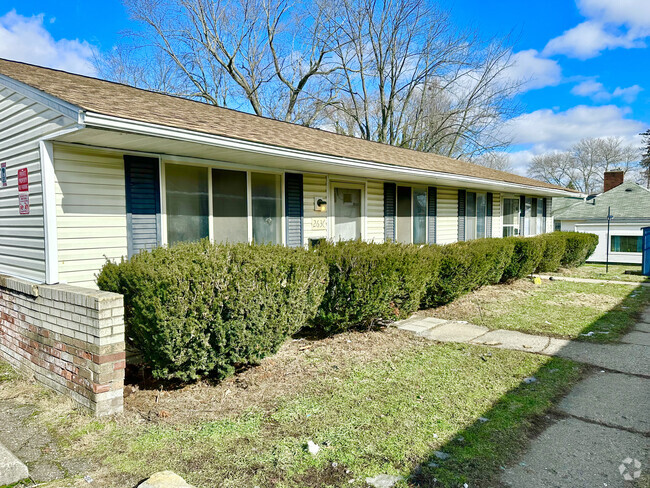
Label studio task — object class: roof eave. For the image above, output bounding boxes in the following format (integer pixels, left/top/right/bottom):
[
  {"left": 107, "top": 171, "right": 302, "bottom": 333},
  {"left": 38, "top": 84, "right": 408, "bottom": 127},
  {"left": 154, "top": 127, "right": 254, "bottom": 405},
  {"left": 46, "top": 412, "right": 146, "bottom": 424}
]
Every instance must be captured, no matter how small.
[
  {"left": 0, "top": 73, "right": 83, "bottom": 123},
  {"left": 82, "top": 111, "right": 576, "bottom": 197}
]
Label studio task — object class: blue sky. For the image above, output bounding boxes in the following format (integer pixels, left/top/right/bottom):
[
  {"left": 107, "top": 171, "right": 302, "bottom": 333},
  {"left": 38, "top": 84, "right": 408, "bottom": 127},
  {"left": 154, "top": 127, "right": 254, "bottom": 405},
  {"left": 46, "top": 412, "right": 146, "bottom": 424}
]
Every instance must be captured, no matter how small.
[{"left": 0, "top": 0, "right": 648, "bottom": 175}]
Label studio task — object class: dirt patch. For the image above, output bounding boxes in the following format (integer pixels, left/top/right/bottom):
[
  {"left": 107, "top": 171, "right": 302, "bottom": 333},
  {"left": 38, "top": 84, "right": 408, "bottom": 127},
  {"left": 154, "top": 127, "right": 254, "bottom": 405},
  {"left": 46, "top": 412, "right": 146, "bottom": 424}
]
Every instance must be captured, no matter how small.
[
  {"left": 417, "top": 280, "right": 537, "bottom": 322},
  {"left": 560, "top": 292, "right": 621, "bottom": 310},
  {"left": 124, "top": 327, "right": 428, "bottom": 425}
]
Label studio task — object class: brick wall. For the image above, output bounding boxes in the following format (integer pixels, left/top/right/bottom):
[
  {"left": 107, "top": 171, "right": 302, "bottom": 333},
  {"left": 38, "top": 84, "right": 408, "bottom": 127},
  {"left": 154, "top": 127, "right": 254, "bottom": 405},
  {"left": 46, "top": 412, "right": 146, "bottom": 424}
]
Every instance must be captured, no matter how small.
[{"left": 0, "top": 274, "right": 124, "bottom": 416}]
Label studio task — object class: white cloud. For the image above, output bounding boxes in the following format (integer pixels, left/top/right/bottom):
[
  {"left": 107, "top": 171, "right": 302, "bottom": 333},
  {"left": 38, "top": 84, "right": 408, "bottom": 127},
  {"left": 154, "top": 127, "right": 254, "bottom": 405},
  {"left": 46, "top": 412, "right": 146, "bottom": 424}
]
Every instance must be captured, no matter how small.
[
  {"left": 571, "top": 80, "right": 643, "bottom": 103},
  {"left": 504, "top": 104, "right": 646, "bottom": 174},
  {"left": 506, "top": 49, "right": 562, "bottom": 92},
  {"left": 543, "top": 21, "right": 641, "bottom": 59},
  {"left": 0, "top": 10, "right": 97, "bottom": 75},
  {"left": 543, "top": 0, "right": 650, "bottom": 59}
]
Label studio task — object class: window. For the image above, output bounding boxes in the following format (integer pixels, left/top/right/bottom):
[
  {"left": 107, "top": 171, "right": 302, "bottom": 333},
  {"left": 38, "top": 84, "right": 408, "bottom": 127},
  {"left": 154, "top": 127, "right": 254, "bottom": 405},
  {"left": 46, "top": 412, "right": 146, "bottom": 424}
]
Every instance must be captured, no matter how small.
[
  {"left": 212, "top": 169, "right": 248, "bottom": 244},
  {"left": 611, "top": 236, "right": 642, "bottom": 253},
  {"left": 251, "top": 172, "right": 282, "bottom": 244},
  {"left": 397, "top": 186, "right": 427, "bottom": 244},
  {"left": 165, "top": 164, "right": 209, "bottom": 245},
  {"left": 537, "top": 198, "right": 544, "bottom": 234},
  {"left": 165, "top": 163, "right": 283, "bottom": 246},
  {"left": 502, "top": 198, "right": 520, "bottom": 237},
  {"left": 465, "top": 191, "right": 486, "bottom": 240},
  {"left": 413, "top": 188, "right": 427, "bottom": 244}
]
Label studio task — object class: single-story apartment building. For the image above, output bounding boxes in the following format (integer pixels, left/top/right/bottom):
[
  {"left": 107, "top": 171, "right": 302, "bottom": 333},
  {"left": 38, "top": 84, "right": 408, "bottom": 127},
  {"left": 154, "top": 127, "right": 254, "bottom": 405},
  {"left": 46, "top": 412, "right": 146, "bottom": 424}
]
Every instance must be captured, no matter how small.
[
  {"left": 0, "top": 58, "right": 575, "bottom": 415},
  {"left": 553, "top": 171, "right": 650, "bottom": 264},
  {"left": 0, "top": 58, "right": 575, "bottom": 289}
]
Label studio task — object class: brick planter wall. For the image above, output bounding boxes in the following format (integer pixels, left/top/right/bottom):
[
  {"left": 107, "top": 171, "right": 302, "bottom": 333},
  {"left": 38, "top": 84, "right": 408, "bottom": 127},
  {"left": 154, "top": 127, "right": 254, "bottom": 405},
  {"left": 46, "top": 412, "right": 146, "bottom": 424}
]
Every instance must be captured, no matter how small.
[{"left": 0, "top": 274, "right": 124, "bottom": 416}]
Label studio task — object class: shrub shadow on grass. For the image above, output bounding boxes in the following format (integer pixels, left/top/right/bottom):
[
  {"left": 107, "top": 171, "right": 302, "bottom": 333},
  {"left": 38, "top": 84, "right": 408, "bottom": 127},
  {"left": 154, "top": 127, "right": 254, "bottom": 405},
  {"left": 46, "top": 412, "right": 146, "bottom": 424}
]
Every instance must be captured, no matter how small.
[{"left": 407, "top": 285, "right": 645, "bottom": 487}]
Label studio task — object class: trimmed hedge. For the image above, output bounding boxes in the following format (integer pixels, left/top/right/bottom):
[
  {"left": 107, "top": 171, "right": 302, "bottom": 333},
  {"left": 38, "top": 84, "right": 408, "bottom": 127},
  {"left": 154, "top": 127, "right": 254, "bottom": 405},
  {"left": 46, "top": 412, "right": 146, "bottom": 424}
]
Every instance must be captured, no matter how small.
[
  {"left": 501, "top": 237, "right": 545, "bottom": 282},
  {"left": 536, "top": 233, "right": 567, "bottom": 273},
  {"left": 98, "top": 231, "right": 598, "bottom": 380},
  {"left": 98, "top": 240, "right": 327, "bottom": 381},
  {"left": 313, "top": 241, "right": 430, "bottom": 333},
  {"left": 562, "top": 232, "right": 599, "bottom": 268}
]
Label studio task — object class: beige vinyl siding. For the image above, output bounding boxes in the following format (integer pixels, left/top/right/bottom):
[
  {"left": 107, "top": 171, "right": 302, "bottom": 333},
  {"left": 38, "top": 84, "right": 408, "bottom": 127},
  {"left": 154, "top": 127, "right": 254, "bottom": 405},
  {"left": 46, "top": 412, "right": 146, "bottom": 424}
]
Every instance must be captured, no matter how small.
[
  {"left": 54, "top": 145, "right": 127, "bottom": 288},
  {"left": 436, "top": 187, "right": 458, "bottom": 244},
  {"left": 366, "top": 180, "right": 384, "bottom": 243},
  {"left": 0, "top": 84, "right": 77, "bottom": 282},
  {"left": 303, "top": 173, "right": 328, "bottom": 245},
  {"left": 492, "top": 192, "right": 502, "bottom": 238}
]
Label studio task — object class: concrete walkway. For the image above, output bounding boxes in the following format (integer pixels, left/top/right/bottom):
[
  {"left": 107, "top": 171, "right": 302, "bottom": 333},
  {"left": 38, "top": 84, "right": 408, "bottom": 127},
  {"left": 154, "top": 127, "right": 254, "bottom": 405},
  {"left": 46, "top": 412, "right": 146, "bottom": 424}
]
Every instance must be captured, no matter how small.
[
  {"left": 397, "top": 308, "right": 650, "bottom": 487},
  {"left": 536, "top": 274, "right": 650, "bottom": 287}
]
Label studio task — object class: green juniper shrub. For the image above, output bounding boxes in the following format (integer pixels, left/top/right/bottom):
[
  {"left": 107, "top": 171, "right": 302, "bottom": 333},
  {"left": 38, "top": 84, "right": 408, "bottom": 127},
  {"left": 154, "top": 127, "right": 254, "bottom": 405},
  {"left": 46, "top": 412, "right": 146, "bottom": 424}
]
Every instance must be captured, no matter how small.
[
  {"left": 561, "top": 231, "right": 599, "bottom": 267},
  {"left": 313, "top": 241, "right": 429, "bottom": 333},
  {"left": 97, "top": 240, "right": 327, "bottom": 381},
  {"left": 535, "top": 232, "right": 567, "bottom": 273},
  {"left": 471, "top": 238, "right": 516, "bottom": 285},
  {"left": 501, "top": 237, "right": 546, "bottom": 282}
]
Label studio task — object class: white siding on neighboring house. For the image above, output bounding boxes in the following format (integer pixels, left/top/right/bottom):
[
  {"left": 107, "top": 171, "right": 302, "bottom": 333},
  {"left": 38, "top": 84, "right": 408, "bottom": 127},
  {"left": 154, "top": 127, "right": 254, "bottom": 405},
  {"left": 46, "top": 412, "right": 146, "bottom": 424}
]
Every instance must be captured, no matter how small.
[
  {"left": 492, "top": 192, "right": 502, "bottom": 238},
  {"left": 437, "top": 187, "right": 458, "bottom": 244},
  {"left": 366, "top": 180, "right": 384, "bottom": 243},
  {"left": 303, "top": 173, "right": 328, "bottom": 245},
  {"left": 54, "top": 145, "right": 128, "bottom": 288},
  {"left": 0, "top": 85, "right": 76, "bottom": 282}
]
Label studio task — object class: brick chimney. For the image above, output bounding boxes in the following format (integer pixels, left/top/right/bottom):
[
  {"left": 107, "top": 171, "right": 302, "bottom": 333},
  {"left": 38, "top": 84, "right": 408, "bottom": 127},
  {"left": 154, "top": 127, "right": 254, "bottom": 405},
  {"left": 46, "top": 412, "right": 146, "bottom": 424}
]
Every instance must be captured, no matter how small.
[{"left": 604, "top": 170, "right": 624, "bottom": 192}]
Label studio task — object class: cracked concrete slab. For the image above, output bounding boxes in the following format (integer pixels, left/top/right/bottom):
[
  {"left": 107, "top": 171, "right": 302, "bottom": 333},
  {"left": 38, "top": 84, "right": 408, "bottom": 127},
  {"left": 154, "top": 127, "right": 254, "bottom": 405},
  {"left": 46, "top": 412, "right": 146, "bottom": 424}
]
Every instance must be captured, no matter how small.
[
  {"left": 541, "top": 338, "right": 572, "bottom": 355},
  {"left": 471, "top": 329, "right": 550, "bottom": 353},
  {"left": 621, "top": 331, "right": 650, "bottom": 346},
  {"left": 634, "top": 323, "right": 650, "bottom": 333},
  {"left": 555, "top": 342, "right": 650, "bottom": 376},
  {"left": 502, "top": 418, "right": 648, "bottom": 488},
  {"left": 0, "top": 441, "right": 29, "bottom": 486},
  {"left": 557, "top": 372, "right": 650, "bottom": 434},
  {"left": 419, "top": 322, "right": 489, "bottom": 343}
]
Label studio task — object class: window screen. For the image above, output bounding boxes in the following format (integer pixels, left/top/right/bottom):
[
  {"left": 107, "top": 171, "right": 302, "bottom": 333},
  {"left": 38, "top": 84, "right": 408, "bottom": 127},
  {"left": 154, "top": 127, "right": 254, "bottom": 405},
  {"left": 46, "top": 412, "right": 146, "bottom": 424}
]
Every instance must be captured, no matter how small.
[
  {"left": 611, "top": 236, "right": 642, "bottom": 253},
  {"left": 165, "top": 164, "right": 209, "bottom": 245},
  {"left": 212, "top": 169, "right": 248, "bottom": 244}
]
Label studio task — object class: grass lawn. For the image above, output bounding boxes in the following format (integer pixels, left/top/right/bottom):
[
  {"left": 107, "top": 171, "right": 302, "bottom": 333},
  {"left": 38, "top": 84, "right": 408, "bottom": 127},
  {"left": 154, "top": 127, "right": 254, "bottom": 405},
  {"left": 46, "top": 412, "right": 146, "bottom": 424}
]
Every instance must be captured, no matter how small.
[
  {"left": 546, "top": 263, "right": 649, "bottom": 283},
  {"left": 423, "top": 279, "right": 650, "bottom": 342},
  {"left": 1, "top": 329, "right": 583, "bottom": 488}
]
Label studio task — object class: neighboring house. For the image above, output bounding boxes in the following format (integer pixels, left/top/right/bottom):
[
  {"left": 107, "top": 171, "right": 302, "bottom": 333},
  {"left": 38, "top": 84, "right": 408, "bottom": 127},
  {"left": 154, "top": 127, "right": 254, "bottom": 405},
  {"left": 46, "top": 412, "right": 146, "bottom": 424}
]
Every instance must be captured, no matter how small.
[
  {"left": 0, "top": 58, "right": 576, "bottom": 289},
  {"left": 553, "top": 171, "right": 650, "bottom": 264}
]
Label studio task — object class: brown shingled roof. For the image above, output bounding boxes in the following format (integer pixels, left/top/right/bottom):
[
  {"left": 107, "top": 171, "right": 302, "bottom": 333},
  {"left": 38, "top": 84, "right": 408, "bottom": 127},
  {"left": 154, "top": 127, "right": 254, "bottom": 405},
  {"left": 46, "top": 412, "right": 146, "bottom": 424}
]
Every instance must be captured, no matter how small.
[{"left": 0, "top": 58, "right": 571, "bottom": 192}]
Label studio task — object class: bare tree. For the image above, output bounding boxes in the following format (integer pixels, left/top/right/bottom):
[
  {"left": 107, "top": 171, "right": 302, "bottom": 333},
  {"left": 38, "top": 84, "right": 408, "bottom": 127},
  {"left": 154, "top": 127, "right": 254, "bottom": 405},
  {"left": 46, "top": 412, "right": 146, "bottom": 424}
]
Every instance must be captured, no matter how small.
[
  {"left": 473, "top": 151, "right": 513, "bottom": 172},
  {"left": 640, "top": 129, "right": 650, "bottom": 188},
  {"left": 527, "top": 137, "right": 642, "bottom": 193},
  {"left": 529, "top": 151, "right": 578, "bottom": 190},
  {"left": 104, "top": 0, "right": 344, "bottom": 124},
  {"left": 98, "top": 0, "right": 519, "bottom": 155},
  {"left": 326, "top": 0, "right": 519, "bottom": 156}
]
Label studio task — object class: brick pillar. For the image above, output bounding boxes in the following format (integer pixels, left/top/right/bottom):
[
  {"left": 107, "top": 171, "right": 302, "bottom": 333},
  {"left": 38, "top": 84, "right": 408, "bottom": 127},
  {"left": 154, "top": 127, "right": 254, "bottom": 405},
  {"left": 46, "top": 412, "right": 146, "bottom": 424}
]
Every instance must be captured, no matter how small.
[{"left": 0, "top": 275, "right": 125, "bottom": 416}]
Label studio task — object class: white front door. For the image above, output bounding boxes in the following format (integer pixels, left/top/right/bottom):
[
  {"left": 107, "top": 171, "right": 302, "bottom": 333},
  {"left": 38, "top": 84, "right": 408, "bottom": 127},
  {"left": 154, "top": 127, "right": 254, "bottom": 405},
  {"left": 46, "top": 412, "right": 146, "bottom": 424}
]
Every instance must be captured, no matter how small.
[{"left": 333, "top": 186, "right": 362, "bottom": 241}]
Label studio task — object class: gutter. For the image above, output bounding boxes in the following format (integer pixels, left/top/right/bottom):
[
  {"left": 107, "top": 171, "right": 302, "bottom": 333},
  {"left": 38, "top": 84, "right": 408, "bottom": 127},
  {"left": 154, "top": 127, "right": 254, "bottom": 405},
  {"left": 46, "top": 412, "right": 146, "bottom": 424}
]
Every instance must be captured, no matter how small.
[{"left": 81, "top": 111, "right": 578, "bottom": 197}]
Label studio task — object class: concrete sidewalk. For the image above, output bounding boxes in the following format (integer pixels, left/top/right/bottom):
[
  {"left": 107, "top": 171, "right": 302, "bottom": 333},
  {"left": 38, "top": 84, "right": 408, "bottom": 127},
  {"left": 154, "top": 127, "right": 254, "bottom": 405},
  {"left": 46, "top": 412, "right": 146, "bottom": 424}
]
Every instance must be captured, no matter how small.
[{"left": 397, "top": 308, "right": 650, "bottom": 487}]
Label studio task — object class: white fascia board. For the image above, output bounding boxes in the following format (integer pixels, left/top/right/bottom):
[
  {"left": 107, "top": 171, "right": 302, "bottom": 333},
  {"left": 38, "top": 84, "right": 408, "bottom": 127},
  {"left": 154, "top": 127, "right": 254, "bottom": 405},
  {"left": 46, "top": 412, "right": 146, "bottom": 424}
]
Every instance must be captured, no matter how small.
[
  {"left": 0, "top": 74, "right": 83, "bottom": 122},
  {"left": 83, "top": 111, "right": 577, "bottom": 197}
]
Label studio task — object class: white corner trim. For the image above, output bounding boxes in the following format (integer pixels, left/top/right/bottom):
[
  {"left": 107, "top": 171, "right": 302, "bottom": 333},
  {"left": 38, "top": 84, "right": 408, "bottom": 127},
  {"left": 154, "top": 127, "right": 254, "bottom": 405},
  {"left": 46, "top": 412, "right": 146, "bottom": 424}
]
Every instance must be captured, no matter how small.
[
  {"left": 39, "top": 141, "right": 59, "bottom": 284},
  {"left": 82, "top": 112, "right": 577, "bottom": 197},
  {"left": 0, "top": 74, "right": 83, "bottom": 122}
]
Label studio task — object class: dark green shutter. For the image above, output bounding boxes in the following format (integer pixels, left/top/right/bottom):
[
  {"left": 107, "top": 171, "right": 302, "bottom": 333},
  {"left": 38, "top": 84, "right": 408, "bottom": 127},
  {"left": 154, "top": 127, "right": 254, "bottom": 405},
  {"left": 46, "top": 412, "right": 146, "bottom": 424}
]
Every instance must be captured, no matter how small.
[
  {"left": 486, "top": 192, "right": 493, "bottom": 238},
  {"left": 285, "top": 173, "right": 303, "bottom": 247},
  {"left": 520, "top": 195, "right": 526, "bottom": 236},
  {"left": 384, "top": 182, "right": 396, "bottom": 242},
  {"left": 427, "top": 187, "right": 437, "bottom": 244},
  {"left": 458, "top": 189, "right": 466, "bottom": 241},
  {"left": 124, "top": 156, "right": 161, "bottom": 258}
]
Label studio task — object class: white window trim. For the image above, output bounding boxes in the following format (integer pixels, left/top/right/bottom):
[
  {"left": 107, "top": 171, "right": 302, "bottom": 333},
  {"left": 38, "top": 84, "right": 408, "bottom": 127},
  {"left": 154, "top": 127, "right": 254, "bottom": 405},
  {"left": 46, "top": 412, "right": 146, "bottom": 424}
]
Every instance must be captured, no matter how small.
[{"left": 501, "top": 195, "right": 521, "bottom": 238}]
